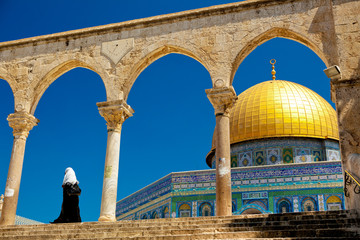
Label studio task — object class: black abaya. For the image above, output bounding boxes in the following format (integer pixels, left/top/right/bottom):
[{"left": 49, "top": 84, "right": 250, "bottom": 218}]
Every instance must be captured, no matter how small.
[{"left": 52, "top": 183, "right": 81, "bottom": 223}]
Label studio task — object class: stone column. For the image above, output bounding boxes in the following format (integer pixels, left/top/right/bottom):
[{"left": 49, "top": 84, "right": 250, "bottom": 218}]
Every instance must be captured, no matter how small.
[
  {"left": 0, "top": 112, "right": 39, "bottom": 226},
  {"left": 97, "top": 100, "right": 134, "bottom": 222},
  {"left": 206, "top": 87, "right": 237, "bottom": 216},
  {"left": 326, "top": 66, "right": 360, "bottom": 211}
]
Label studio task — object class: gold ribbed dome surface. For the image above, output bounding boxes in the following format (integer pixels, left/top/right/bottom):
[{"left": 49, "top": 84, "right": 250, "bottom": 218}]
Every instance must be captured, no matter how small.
[{"left": 230, "top": 80, "right": 339, "bottom": 144}]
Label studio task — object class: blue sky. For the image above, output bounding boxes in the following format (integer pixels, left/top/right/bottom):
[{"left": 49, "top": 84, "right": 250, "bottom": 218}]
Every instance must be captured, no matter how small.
[{"left": 0, "top": 0, "right": 333, "bottom": 223}]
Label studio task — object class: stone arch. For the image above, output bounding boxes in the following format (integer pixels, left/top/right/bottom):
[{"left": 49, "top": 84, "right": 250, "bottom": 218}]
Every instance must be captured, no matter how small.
[
  {"left": 30, "top": 60, "right": 109, "bottom": 115},
  {"left": 230, "top": 27, "right": 329, "bottom": 84},
  {"left": 151, "top": 211, "right": 159, "bottom": 219},
  {"left": 162, "top": 206, "right": 169, "bottom": 218},
  {"left": 124, "top": 45, "right": 211, "bottom": 99}
]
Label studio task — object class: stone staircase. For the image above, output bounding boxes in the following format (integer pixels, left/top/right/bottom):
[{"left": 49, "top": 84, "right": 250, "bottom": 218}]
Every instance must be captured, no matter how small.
[{"left": 0, "top": 210, "right": 359, "bottom": 240}]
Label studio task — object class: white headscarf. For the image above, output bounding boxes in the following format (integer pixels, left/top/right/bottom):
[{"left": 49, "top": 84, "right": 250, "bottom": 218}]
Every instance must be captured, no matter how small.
[{"left": 62, "top": 167, "right": 79, "bottom": 185}]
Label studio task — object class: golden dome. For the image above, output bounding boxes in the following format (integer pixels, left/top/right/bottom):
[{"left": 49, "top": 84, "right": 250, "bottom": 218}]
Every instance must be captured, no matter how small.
[{"left": 229, "top": 80, "right": 339, "bottom": 144}]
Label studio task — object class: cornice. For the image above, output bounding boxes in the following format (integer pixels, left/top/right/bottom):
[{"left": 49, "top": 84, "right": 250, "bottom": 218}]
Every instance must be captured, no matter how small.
[{"left": 0, "top": 0, "right": 302, "bottom": 50}]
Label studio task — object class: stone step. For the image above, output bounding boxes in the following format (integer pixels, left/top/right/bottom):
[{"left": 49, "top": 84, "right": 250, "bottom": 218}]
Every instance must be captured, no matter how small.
[
  {"left": 0, "top": 210, "right": 355, "bottom": 231},
  {"left": 0, "top": 223, "right": 355, "bottom": 238},
  {"left": 0, "top": 210, "right": 358, "bottom": 239},
  {"left": 0, "top": 218, "right": 357, "bottom": 237},
  {"left": 0, "top": 228, "right": 358, "bottom": 240},
  {"left": 0, "top": 221, "right": 357, "bottom": 237},
  {"left": 0, "top": 212, "right": 357, "bottom": 232},
  {"left": 57, "top": 238, "right": 357, "bottom": 240}
]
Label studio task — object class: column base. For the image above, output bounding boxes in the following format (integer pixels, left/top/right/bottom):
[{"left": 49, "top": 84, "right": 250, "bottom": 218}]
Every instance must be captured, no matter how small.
[{"left": 98, "top": 215, "right": 116, "bottom": 222}]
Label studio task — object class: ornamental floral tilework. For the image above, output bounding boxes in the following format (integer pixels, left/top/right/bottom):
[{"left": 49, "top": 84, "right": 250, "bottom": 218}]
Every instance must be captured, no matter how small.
[
  {"left": 209, "top": 138, "right": 340, "bottom": 169},
  {"left": 231, "top": 154, "right": 238, "bottom": 167},
  {"left": 116, "top": 161, "right": 344, "bottom": 220},
  {"left": 267, "top": 148, "right": 281, "bottom": 165},
  {"left": 283, "top": 148, "right": 293, "bottom": 164},
  {"left": 318, "top": 195, "right": 325, "bottom": 211},
  {"left": 243, "top": 199, "right": 268, "bottom": 210},
  {"left": 295, "top": 148, "right": 311, "bottom": 163},
  {"left": 313, "top": 150, "right": 323, "bottom": 161},
  {"left": 327, "top": 150, "right": 340, "bottom": 161},
  {"left": 254, "top": 150, "right": 265, "bottom": 166},
  {"left": 239, "top": 151, "right": 252, "bottom": 167},
  {"left": 192, "top": 201, "right": 197, "bottom": 216},
  {"left": 293, "top": 196, "right": 299, "bottom": 212}
]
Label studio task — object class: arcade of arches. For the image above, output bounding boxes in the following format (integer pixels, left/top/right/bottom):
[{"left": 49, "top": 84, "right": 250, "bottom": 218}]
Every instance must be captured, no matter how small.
[{"left": 0, "top": 0, "right": 359, "bottom": 225}]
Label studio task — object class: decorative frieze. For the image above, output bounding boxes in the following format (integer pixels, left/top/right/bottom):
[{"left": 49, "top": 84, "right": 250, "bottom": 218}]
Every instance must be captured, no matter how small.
[{"left": 116, "top": 161, "right": 344, "bottom": 219}]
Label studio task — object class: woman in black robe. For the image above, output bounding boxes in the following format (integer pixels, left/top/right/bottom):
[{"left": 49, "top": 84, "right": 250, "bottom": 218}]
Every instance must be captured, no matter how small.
[{"left": 51, "top": 167, "right": 81, "bottom": 223}]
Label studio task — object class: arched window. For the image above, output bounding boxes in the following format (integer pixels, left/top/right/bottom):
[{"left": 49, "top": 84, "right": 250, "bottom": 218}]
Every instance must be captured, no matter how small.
[
  {"left": 178, "top": 203, "right": 191, "bottom": 217},
  {"left": 301, "top": 197, "right": 317, "bottom": 212},
  {"left": 141, "top": 214, "right": 148, "bottom": 219},
  {"left": 151, "top": 211, "right": 159, "bottom": 219},
  {"left": 277, "top": 199, "right": 292, "bottom": 213},
  {"left": 326, "top": 196, "right": 342, "bottom": 211},
  {"left": 199, "top": 202, "right": 212, "bottom": 216},
  {"left": 162, "top": 206, "right": 169, "bottom": 218}
]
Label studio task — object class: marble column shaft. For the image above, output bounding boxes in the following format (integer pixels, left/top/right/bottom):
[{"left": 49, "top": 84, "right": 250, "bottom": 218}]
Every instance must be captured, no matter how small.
[
  {"left": 97, "top": 100, "right": 134, "bottom": 222},
  {"left": 206, "top": 87, "right": 237, "bottom": 216},
  {"left": 0, "top": 112, "right": 38, "bottom": 226}
]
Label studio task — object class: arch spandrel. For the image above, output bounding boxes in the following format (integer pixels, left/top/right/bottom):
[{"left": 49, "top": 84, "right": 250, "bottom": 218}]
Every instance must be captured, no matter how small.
[
  {"left": 0, "top": 65, "right": 36, "bottom": 113},
  {"left": 120, "top": 44, "right": 212, "bottom": 100},
  {"left": 229, "top": 27, "right": 330, "bottom": 85},
  {"left": 30, "top": 59, "right": 112, "bottom": 115}
]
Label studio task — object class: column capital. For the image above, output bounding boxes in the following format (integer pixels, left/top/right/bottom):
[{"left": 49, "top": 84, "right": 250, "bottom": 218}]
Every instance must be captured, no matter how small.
[
  {"left": 206, "top": 87, "right": 237, "bottom": 117},
  {"left": 7, "top": 112, "right": 39, "bottom": 139},
  {"left": 97, "top": 100, "right": 134, "bottom": 132}
]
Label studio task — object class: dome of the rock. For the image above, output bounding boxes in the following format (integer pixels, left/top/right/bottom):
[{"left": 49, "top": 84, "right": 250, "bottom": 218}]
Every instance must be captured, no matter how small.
[
  {"left": 230, "top": 80, "right": 339, "bottom": 144},
  {"left": 206, "top": 80, "right": 339, "bottom": 168}
]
